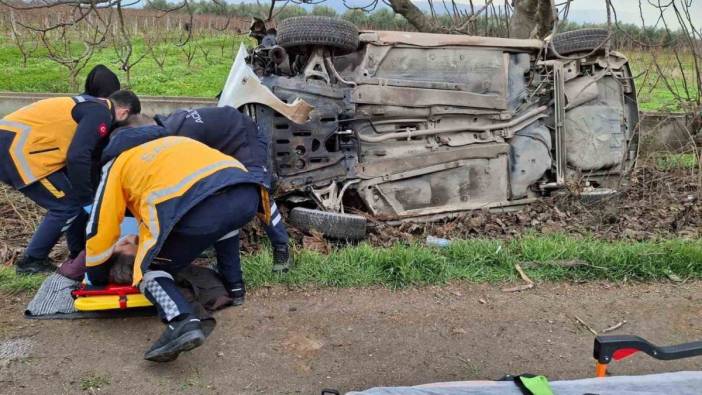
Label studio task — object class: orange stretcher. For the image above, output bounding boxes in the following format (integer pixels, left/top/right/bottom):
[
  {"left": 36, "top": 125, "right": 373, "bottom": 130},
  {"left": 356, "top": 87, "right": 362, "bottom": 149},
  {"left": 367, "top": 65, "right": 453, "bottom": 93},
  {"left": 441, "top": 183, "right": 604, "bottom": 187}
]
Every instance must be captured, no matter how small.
[{"left": 72, "top": 284, "right": 153, "bottom": 311}]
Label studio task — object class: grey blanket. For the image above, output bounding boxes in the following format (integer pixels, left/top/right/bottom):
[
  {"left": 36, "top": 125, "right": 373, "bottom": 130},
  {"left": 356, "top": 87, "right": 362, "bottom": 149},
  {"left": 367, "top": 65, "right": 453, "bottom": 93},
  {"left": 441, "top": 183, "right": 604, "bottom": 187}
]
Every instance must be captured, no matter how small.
[
  {"left": 25, "top": 273, "right": 79, "bottom": 316},
  {"left": 346, "top": 371, "right": 702, "bottom": 395}
]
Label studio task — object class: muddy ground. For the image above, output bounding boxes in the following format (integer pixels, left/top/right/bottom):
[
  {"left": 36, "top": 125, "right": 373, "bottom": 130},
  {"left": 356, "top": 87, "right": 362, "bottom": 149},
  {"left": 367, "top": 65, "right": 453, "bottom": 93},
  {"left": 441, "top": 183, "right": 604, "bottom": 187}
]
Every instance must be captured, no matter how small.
[
  {"left": 2, "top": 281, "right": 702, "bottom": 394},
  {"left": 0, "top": 163, "right": 700, "bottom": 394}
]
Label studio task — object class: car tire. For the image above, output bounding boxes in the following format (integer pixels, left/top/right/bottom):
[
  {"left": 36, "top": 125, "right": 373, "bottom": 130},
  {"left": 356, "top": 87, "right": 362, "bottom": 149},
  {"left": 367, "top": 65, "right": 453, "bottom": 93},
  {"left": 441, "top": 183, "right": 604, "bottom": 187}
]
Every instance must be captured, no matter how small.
[
  {"left": 549, "top": 28, "right": 610, "bottom": 57},
  {"left": 289, "top": 207, "right": 367, "bottom": 240},
  {"left": 277, "top": 16, "right": 359, "bottom": 55},
  {"left": 580, "top": 188, "right": 618, "bottom": 205}
]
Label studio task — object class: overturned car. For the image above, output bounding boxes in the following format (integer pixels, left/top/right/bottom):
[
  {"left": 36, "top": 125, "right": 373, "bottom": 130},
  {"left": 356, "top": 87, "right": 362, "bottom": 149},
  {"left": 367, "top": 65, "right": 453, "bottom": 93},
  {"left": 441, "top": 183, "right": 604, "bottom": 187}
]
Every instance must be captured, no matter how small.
[{"left": 219, "top": 17, "right": 639, "bottom": 237}]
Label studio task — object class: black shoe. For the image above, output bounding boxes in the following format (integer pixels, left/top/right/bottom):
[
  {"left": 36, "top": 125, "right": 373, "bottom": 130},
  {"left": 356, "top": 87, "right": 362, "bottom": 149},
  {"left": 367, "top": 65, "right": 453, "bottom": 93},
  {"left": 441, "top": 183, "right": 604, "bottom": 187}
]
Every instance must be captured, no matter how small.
[
  {"left": 272, "top": 245, "right": 293, "bottom": 273},
  {"left": 228, "top": 282, "right": 246, "bottom": 306},
  {"left": 144, "top": 315, "right": 205, "bottom": 362},
  {"left": 16, "top": 255, "right": 55, "bottom": 275}
]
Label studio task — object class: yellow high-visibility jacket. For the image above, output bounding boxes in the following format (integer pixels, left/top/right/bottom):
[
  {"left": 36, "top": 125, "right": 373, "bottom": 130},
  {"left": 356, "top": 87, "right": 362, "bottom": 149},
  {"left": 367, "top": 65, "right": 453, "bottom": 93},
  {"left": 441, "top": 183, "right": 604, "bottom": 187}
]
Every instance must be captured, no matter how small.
[
  {"left": 0, "top": 96, "right": 112, "bottom": 190},
  {"left": 85, "top": 136, "right": 270, "bottom": 285}
]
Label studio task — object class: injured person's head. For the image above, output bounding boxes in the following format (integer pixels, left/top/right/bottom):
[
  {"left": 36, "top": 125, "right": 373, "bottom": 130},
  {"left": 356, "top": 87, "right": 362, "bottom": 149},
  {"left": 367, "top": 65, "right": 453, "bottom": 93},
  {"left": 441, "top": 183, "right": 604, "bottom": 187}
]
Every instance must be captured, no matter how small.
[
  {"left": 107, "top": 235, "right": 138, "bottom": 284},
  {"left": 123, "top": 113, "right": 158, "bottom": 128}
]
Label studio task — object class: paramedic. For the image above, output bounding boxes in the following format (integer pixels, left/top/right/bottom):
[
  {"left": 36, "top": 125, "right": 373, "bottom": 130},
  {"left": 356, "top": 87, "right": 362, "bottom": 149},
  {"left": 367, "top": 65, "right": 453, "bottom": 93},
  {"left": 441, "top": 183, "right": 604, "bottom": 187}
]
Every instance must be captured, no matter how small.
[
  {"left": 85, "top": 134, "right": 269, "bottom": 362},
  {"left": 155, "top": 107, "right": 292, "bottom": 272},
  {"left": 0, "top": 90, "right": 141, "bottom": 274}
]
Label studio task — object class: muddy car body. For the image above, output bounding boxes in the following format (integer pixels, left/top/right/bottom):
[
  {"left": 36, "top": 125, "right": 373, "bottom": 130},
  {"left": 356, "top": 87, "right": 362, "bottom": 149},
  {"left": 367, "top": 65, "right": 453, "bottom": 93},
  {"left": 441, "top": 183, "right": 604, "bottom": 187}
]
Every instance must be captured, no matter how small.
[{"left": 221, "top": 17, "right": 639, "bottom": 229}]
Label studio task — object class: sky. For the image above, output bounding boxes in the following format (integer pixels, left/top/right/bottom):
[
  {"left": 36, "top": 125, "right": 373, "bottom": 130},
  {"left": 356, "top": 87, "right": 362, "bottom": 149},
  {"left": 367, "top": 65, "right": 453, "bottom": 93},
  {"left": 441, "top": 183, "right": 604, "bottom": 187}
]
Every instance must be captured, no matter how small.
[
  {"left": 239, "top": 0, "right": 702, "bottom": 28},
  {"left": 143, "top": 0, "right": 700, "bottom": 30},
  {"left": 557, "top": 0, "right": 702, "bottom": 26}
]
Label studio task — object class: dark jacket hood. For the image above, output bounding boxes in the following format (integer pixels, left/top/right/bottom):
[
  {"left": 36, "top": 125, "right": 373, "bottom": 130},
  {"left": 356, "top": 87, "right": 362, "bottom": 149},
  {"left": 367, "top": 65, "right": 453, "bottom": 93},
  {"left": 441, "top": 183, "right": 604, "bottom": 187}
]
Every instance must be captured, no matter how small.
[{"left": 84, "top": 65, "right": 120, "bottom": 98}]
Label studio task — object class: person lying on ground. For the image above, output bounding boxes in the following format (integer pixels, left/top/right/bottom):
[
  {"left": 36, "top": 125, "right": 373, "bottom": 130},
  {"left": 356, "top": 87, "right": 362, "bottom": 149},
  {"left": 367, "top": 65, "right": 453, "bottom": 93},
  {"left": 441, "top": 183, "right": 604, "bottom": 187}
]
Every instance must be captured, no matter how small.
[
  {"left": 58, "top": 234, "right": 239, "bottom": 314},
  {"left": 85, "top": 135, "right": 270, "bottom": 362},
  {"left": 106, "top": 109, "right": 293, "bottom": 273},
  {"left": 0, "top": 90, "right": 141, "bottom": 275},
  {"left": 58, "top": 235, "right": 137, "bottom": 282}
]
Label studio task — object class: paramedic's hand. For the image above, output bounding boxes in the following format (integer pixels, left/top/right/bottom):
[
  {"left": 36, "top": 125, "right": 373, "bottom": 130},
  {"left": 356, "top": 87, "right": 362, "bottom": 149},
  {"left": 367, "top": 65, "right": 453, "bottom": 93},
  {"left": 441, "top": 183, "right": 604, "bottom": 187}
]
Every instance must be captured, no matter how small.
[{"left": 83, "top": 205, "right": 92, "bottom": 214}]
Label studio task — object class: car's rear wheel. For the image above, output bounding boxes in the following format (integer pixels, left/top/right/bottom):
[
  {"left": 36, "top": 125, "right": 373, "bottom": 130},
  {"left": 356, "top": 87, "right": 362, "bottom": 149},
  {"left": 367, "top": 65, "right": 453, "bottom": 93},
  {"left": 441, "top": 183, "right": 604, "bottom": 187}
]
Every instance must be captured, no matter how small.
[
  {"left": 277, "top": 16, "right": 359, "bottom": 55},
  {"left": 550, "top": 28, "right": 610, "bottom": 57},
  {"left": 289, "top": 207, "right": 367, "bottom": 240}
]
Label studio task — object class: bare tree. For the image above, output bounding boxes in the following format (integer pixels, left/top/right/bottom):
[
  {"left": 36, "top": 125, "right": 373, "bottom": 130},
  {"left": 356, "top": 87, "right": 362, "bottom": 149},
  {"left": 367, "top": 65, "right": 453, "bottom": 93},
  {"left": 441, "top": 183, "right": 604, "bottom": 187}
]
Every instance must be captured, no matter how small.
[
  {"left": 112, "top": 1, "right": 147, "bottom": 86},
  {"left": 616, "top": 0, "right": 701, "bottom": 115},
  {"left": 199, "top": 43, "right": 213, "bottom": 64},
  {"left": 179, "top": 37, "right": 197, "bottom": 67},
  {"left": 7, "top": 10, "right": 39, "bottom": 68},
  {"left": 38, "top": 13, "right": 108, "bottom": 90},
  {"left": 350, "top": 0, "right": 553, "bottom": 37},
  {"left": 143, "top": 20, "right": 171, "bottom": 72}
]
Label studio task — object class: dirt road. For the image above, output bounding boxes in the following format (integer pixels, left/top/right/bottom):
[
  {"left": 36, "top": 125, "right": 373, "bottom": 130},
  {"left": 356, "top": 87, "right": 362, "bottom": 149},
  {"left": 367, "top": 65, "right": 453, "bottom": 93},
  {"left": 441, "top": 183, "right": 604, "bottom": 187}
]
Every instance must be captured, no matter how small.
[{"left": 2, "top": 282, "right": 702, "bottom": 394}]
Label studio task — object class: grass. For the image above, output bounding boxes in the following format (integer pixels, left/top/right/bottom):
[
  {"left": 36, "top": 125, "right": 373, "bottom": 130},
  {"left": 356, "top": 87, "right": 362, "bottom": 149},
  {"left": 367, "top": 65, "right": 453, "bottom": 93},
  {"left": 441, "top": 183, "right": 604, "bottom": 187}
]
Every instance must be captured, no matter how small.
[
  {"left": 0, "top": 265, "right": 46, "bottom": 294},
  {"left": 654, "top": 153, "right": 699, "bottom": 170},
  {"left": 245, "top": 234, "right": 702, "bottom": 289},
  {"left": 0, "top": 34, "right": 696, "bottom": 112},
  {"left": 626, "top": 49, "right": 700, "bottom": 112},
  {"left": 0, "top": 35, "right": 253, "bottom": 98},
  {"left": 3, "top": 234, "right": 702, "bottom": 295},
  {"left": 78, "top": 372, "right": 111, "bottom": 391}
]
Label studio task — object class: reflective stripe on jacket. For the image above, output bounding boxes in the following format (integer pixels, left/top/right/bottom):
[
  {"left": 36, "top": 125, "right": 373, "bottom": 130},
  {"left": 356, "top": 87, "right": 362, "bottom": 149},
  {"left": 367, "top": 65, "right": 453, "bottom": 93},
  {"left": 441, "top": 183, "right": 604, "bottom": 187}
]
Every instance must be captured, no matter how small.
[
  {"left": 0, "top": 95, "right": 110, "bottom": 188},
  {"left": 155, "top": 106, "right": 271, "bottom": 189},
  {"left": 86, "top": 136, "right": 270, "bottom": 285}
]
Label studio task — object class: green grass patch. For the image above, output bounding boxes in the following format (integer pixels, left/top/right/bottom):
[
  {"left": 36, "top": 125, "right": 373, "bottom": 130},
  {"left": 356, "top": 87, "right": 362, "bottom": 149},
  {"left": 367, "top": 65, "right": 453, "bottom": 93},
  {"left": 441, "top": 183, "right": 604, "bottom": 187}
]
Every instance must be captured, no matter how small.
[
  {"left": 79, "top": 373, "right": 111, "bottom": 392},
  {"left": 654, "top": 153, "right": 699, "bottom": 170},
  {"left": 0, "top": 35, "right": 254, "bottom": 97},
  {"left": 0, "top": 266, "right": 46, "bottom": 294},
  {"left": 626, "top": 49, "right": 700, "bottom": 112},
  {"left": 242, "top": 235, "right": 702, "bottom": 289},
  {"left": 2, "top": 235, "right": 702, "bottom": 295}
]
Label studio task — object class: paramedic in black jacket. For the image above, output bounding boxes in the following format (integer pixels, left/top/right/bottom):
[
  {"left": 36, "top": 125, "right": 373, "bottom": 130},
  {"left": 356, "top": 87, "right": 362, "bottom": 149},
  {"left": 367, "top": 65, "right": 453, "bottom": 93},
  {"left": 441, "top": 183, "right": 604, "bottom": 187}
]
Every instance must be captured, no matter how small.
[
  {"left": 1, "top": 90, "right": 140, "bottom": 274},
  {"left": 107, "top": 108, "right": 292, "bottom": 273}
]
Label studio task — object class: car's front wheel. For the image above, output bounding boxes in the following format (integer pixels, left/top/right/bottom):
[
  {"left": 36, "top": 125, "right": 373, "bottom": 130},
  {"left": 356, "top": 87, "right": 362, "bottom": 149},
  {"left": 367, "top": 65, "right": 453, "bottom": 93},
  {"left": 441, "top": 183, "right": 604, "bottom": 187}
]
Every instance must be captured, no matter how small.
[
  {"left": 276, "top": 16, "right": 359, "bottom": 55},
  {"left": 549, "top": 28, "right": 610, "bottom": 57}
]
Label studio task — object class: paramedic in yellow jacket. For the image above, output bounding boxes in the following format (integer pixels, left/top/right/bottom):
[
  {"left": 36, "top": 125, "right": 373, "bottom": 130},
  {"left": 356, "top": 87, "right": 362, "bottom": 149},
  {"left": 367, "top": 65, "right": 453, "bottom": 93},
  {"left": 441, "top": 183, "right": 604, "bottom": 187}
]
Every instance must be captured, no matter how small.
[
  {"left": 0, "top": 90, "right": 141, "bottom": 274},
  {"left": 85, "top": 135, "right": 270, "bottom": 362}
]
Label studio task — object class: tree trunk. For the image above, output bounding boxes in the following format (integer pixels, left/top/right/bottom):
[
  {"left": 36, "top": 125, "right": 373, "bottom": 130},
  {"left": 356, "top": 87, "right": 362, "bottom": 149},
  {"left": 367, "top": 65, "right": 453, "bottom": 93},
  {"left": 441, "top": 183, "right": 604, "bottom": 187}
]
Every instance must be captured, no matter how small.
[
  {"left": 386, "top": 0, "right": 441, "bottom": 33},
  {"left": 509, "top": 0, "right": 555, "bottom": 39},
  {"left": 68, "top": 69, "right": 79, "bottom": 92},
  {"left": 388, "top": 0, "right": 554, "bottom": 38}
]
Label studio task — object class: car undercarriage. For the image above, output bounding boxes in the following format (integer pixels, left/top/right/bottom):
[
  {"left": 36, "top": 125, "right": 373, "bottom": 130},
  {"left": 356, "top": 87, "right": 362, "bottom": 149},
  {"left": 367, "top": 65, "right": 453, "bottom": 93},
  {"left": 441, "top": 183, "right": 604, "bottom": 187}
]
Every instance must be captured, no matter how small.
[{"left": 219, "top": 17, "right": 639, "bottom": 236}]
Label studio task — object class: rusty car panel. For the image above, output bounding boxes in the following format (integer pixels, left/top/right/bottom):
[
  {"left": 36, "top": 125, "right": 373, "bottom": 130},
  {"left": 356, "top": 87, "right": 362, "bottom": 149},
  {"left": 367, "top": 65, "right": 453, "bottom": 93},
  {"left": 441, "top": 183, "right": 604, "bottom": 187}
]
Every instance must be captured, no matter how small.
[{"left": 239, "top": 19, "right": 639, "bottom": 221}]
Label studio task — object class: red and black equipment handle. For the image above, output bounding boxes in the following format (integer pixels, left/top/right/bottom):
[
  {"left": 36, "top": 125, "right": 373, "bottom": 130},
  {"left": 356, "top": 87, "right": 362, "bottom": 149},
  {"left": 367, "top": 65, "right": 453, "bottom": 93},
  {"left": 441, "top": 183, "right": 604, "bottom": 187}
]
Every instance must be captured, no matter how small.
[
  {"left": 71, "top": 283, "right": 141, "bottom": 297},
  {"left": 593, "top": 335, "right": 702, "bottom": 377}
]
